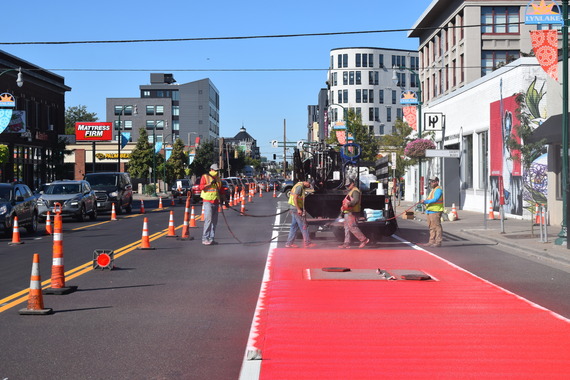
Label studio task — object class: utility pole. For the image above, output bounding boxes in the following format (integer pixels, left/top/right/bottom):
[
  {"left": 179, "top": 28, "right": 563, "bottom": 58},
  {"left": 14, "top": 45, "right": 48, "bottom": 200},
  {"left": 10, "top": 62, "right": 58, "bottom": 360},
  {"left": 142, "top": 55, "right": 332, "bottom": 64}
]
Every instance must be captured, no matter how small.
[{"left": 283, "top": 119, "right": 287, "bottom": 178}]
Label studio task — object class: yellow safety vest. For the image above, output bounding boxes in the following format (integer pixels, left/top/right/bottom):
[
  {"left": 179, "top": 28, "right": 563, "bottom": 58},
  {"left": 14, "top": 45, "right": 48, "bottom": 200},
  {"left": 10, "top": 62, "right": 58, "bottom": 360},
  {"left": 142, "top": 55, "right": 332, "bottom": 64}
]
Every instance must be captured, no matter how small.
[
  {"left": 344, "top": 187, "right": 361, "bottom": 213},
  {"left": 425, "top": 186, "right": 444, "bottom": 212},
  {"left": 288, "top": 182, "right": 305, "bottom": 209},
  {"left": 200, "top": 173, "right": 221, "bottom": 201}
]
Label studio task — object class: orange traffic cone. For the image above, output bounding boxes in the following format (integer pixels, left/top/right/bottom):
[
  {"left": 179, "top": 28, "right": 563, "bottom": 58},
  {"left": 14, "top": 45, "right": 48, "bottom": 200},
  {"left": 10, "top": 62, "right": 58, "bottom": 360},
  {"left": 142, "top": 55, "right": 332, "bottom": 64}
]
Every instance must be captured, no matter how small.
[
  {"left": 199, "top": 205, "right": 205, "bottom": 220},
  {"left": 189, "top": 206, "right": 197, "bottom": 228},
  {"left": 259, "top": 187, "right": 263, "bottom": 198},
  {"left": 273, "top": 187, "right": 277, "bottom": 198},
  {"left": 19, "top": 254, "right": 53, "bottom": 315},
  {"left": 178, "top": 205, "right": 193, "bottom": 241},
  {"left": 451, "top": 203, "right": 459, "bottom": 221},
  {"left": 140, "top": 199, "right": 145, "bottom": 214},
  {"left": 45, "top": 211, "right": 52, "bottom": 235},
  {"left": 110, "top": 203, "right": 118, "bottom": 221},
  {"left": 138, "top": 217, "right": 155, "bottom": 250},
  {"left": 171, "top": 195, "right": 175, "bottom": 206},
  {"left": 158, "top": 197, "right": 163, "bottom": 209},
  {"left": 8, "top": 216, "right": 23, "bottom": 245},
  {"left": 240, "top": 199, "right": 246, "bottom": 216},
  {"left": 534, "top": 203, "right": 541, "bottom": 225},
  {"left": 488, "top": 200, "right": 495, "bottom": 220},
  {"left": 166, "top": 211, "right": 177, "bottom": 237},
  {"left": 44, "top": 213, "right": 77, "bottom": 295}
]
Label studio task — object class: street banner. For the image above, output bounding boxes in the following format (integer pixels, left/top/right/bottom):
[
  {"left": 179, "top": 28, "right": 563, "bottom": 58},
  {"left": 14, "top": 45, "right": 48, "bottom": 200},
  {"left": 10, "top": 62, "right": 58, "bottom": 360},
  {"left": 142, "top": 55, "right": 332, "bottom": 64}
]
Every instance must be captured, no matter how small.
[
  {"left": 75, "top": 122, "right": 113, "bottom": 142},
  {"left": 121, "top": 132, "right": 131, "bottom": 149},
  {"left": 403, "top": 106, "right": 417, "bottom": 131},
  {"left": 530, "top": 29, "right": 559, "bottom": 81},
  {"left": 155, "top": 141, "right": 162, "bottom": 154}
]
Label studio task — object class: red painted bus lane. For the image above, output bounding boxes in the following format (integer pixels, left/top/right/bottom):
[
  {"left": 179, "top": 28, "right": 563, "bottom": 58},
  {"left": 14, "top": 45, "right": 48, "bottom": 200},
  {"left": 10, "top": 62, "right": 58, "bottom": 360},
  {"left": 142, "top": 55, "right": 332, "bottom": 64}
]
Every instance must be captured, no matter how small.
[{"left": 244, "top": 247, "right": 570, "bottom": 378}]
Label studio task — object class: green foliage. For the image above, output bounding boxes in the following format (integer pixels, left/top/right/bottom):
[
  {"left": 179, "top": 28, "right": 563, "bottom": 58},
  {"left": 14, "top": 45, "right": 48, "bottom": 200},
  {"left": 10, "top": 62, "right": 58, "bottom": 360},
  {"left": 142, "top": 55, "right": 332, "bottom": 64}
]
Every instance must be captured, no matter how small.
[
  {"left": 326, "top": 109, "right": 379, "bottom": 163},
  {"left": 168, "top": 138, "right": 188, "bottom": 180},
  {"left": 0, "top": 144, "right": 8, "bottom": 164},
  {"left": 128, "top": 128, "right": 153, "bottom": 179},
  {"left": 65, "top": 105, "right": 98, "bottom": 135},
  {"left": 378, "top": 119, "right": 416, "bottom": 178},
  {"left": 189, "top": 141, "right": 216, "bottom": 176},
  {"left": 50, "top": 137, "right": 73, "bottom": 179}
]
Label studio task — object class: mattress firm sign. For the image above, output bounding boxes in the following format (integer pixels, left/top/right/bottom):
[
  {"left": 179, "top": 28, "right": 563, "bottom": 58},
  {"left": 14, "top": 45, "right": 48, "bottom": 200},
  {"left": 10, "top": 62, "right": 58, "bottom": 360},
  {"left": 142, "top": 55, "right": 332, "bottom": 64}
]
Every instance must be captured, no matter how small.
[{"left": 75, "top": 122, "right": 113, "bottom": 141}]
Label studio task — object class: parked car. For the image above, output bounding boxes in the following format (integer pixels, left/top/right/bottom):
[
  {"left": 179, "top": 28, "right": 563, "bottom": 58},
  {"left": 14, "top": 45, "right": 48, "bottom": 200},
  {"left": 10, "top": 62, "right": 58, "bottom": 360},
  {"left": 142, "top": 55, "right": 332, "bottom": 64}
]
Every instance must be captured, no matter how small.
[
  {"left": 269, "top": 179, "right": 281, "bottom": 192},
  {"left": 281, "top": 180, "right": 294, "bottom": 197},
  {"left": 191, "top": 176, "right": 202, "bottom": 203},
  {"left": 36, "top": 180, "right": 97, "bottom": 222},
  {"left": 171, "top": 179, "right": 192, "bottom": 197},
  {"left": 0, "top": 182, "right": 39, "bottom": 236},
  {"left": 221, "top": 178, "right": 236, "bottom": 198},
  {"left": 84, "top": 172, "right": 133, "bottom": 214}
]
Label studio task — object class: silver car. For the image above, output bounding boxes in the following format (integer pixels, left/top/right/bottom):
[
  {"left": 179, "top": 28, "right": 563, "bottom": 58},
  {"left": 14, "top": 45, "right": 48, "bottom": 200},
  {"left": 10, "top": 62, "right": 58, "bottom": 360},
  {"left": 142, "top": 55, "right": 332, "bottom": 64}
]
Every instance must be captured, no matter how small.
[{"left": 36, "top": 180, "right": 97, "bottom": 222}]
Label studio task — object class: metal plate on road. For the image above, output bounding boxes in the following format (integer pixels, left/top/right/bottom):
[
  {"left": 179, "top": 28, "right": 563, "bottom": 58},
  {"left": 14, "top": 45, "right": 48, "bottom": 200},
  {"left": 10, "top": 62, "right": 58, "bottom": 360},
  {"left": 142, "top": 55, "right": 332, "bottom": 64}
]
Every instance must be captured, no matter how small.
[{"left": 425, "top": 149, "right": 460, "bottom": 158}]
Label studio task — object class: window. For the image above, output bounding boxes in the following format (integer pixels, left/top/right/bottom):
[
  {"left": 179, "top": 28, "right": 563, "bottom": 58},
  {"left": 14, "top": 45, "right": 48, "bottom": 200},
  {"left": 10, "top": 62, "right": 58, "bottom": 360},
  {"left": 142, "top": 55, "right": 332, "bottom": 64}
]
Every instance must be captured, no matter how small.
[
  {"left": 481, "top": 50, "right": 520, "bottom": 75},
  {"left": 355, "top": 71, "right": 361, "bottom": 85},
  {"left": 115, "top": 105, "right": 133, "bottom": 115},
  {"left": 478, "top": 132, "right": 488, "bottom": 189},
  {"left": 387, "top": 107, "right": 392, "bottom": 122},
  {"left": 142, "top": 91, "right": 150, "bottom": 98},
  {"left": 396, "top": 108, "right": 403, "bottom": 120},
  {"left": 172, "top": 105, "right": 179, "bottom": 116},
  {"left": 481, "top": 6, "right": 520, "bottom": 34},
  {"left": 368, "top": 54, "right": 373, "bottom": 67},
  {"left": 124, "top": 120, "right": 132, "bottom": 130},
  {"left": 397, "top": 72, "right": 406, "bottom": 88},
  {"left": 463, "top": 134, "right": 473, "bottom": 188},
  {"left": 146, "top": 120, "right": 154, "bottom": 129},
  {"left": 332, "top": 72, "right": 337, "bottom": 86},
  {"left": 362, "top": 89, "right": 368, "bottom": 103},
  {"left": 369, "top": 107, "right": 374, "bottom": 121},
  {"left": 343, "top": 54, "right": 348, "bottom": 68},
  {"left": 392, "top": 90, "right": 397, "bottom": 104},
  {"left": 356, "top": 89, "right": 362, "bottom": 103},
  {"left": 343, "top": 71, "right": 348, "bottom": 85},
  {"left": 146, "top": 105, "right": 154, "bottom": 115},
  {"left": 349, "top": 71, "right": 355, "bottom": 85},
  {"left": 172, "top": 91, "right": 179, "bottom": 101},
  {"left": 379, "top": 90, "right": 384, "bottom": 104},
  {"left": 369, "top": 107, "right": 380, "bottom": 122},
  {"left": 362, "top": 53, "right": 368, "bottom": 67},
  {"left": 338, "top": 90, "right": 343, "bottom": 103},
  {"left": 369, "top": 71, "right": 379, "bottom": 85},
  {"left": 343, "top": 89, "right": 348, "bottom": 103},
  {"left": 356, "top": 53, "right": 361, "bottom": 67},
  {"left": 156, "top": 105, "right": 164, "bottom": 115},
  {"left": 410, "top": 72, "right": 418, "bottom": 88},
  {"left": 173, "top": 120, "right": 180, "bottom": 131},
  {"left": 379, "top": 54, "right": 384, "bottom": 68},
  {"left": 379, "top": 125, "right": 385, "bottom": 135},
  {"left": 338, "top": 54, "right": 342, "bottom": 69},
  {"left": 355, "top": 107, "right": 361, "bottom": 118},
  {"left": 368, "top": 90, "right": 374, "bottom": 103}
]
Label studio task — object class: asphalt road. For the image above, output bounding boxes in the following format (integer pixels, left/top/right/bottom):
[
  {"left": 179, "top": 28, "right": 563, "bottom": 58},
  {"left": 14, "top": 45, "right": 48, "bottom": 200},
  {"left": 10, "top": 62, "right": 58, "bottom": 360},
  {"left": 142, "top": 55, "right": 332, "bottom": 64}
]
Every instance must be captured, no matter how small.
[{"left": 2, "top": 195, "right": 570, "bottom": 379}]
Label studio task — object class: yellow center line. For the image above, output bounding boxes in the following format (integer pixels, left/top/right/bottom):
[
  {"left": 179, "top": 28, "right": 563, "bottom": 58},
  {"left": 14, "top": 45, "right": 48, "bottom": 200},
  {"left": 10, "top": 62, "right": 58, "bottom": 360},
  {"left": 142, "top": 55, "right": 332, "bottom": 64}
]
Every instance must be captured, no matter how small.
[{"left": 0, "top": 227, "right": 174, "bottom": 314}]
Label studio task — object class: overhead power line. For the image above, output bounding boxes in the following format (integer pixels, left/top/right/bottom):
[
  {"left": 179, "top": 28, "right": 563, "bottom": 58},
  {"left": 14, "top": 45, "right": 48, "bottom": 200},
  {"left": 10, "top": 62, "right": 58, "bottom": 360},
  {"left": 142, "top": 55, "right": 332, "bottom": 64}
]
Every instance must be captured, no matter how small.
[{"left": 0, "top": 22, "right": 526, "bottom": 46}]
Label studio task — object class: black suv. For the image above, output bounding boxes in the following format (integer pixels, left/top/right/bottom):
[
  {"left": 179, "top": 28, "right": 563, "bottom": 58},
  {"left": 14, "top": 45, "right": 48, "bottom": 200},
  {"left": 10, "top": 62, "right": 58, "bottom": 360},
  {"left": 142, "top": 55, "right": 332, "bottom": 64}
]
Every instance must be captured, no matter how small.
[
  {"left": 0, "top": 182, "right": 39, "bottom": 235},
  {"left": 84, "top": 172, "right": 133, "bottom": 214}
]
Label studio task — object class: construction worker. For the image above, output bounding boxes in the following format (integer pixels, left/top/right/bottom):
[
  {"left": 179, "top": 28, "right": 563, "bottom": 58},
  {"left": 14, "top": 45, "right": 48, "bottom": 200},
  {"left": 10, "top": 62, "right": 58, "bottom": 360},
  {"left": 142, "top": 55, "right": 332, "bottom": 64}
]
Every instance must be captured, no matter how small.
[
  {"left": 285, "top": 180, "right": 316, "bottom": 248},
  {"left": 338, "top": 178, "right": 370, "bottom": 249},
  {"left": 199, "top": 163, "right": 226, "bottom": 245},
  {"left": 422, "top": 177, "right": 443, "bottom": 247}
]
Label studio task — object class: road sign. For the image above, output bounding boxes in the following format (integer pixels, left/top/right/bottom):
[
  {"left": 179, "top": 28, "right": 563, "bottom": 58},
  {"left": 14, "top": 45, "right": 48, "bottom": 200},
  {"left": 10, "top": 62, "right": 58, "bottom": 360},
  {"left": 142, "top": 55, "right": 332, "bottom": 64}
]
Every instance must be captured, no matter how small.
[
  {"left": 425, "top": 149, "right": 460, "bottom": 158},
  {"left": 391, "top": 152, "right": 397, "bottom": 168},
  {"left": 271, "top": 140, "right": 278, "bottom": 148}
]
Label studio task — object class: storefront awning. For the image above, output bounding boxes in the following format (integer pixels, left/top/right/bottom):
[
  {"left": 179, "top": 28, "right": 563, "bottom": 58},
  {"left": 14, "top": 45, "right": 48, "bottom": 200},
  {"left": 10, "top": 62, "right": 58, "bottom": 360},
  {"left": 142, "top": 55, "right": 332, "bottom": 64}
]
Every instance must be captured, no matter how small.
[{"left": 527, "top": 113, "right": 567, "bottom": 144}]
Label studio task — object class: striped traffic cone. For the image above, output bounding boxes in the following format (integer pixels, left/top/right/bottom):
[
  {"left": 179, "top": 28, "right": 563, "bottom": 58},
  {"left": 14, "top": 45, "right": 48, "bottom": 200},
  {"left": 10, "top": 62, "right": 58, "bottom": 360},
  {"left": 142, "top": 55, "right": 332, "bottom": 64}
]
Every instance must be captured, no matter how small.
[
  {"left": 110, "top": 203, "right": 118, "bottom": 221},
  {"left": 158, "top": 197, "right": 163, "bottom": 209},
  {"left": 166, "top": 211, "right": 177, "bottom": 238},
  {"left": 200, "top": 205, "right": 205, "bottom": 221},
  {"left": 488, "top": 200, "right": 495, "bottom": 220},
  {"left": 140, "top": 199, "right": 145, "bottom": 214},
  {"left": 259, "top": 187, "right": 263, "bottom": 198},
  {"left": 171, "top": 195, "right": 175, "bottom": 206},
  {"left": 240, "top": 199, "right": 246, "bottom": 216},
  {"left": 138, "top": 217, "right": 155, "bottom": 250},
  {"left": 19, "top": 254, "right": 53, "bottom": 315},
  {"left": 8, "top": 216, "right": 23, "bottom": 245},
  {"left": 45, "top": 211, "right": 52, "bottom": 235},
  {"left": 178, "top": 204, "right": 193, "bottom": 241},
  {"left": 451, "top": 203, "right": 459, "bottom": 221},
  {"left": 189, "top": 206, "right": 197, "bottom": 228},
  {"left": 44, "top": 213, "right": 77, "bottom": 295},
  {"left": 273, "top": 187, "right": 277, "bottom": 197}
]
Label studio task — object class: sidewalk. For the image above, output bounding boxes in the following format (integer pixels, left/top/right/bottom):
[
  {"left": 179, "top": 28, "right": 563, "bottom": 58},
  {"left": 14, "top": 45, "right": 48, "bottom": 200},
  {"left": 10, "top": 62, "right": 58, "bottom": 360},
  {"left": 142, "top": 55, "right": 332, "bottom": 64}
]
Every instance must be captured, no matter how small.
[{"left": 396, "top": 200, "right": 570, "bottom": 271}]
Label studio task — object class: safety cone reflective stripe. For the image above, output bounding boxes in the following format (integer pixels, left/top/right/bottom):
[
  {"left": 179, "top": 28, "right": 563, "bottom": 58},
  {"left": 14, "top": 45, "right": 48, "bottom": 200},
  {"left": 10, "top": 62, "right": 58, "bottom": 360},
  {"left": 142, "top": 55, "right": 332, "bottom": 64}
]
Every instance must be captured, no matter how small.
[
  {"left": 488, "top": 200, "right": 495, "bottom": 220},
  {"left": 19, "top": 254, "right": 53, "bottom": 315},
  {"left": 110, "top": 203, "right": 118, "bottom": 221},
  {"left": 158, "top": 197, "right": 163, "bottom": 209},
  {"left": 229, "top": 194, "right": 233, "bottom": 207},
  {"left": 138, "top": 217, "right": 155, "bottom": 250},
  {"left": 273, "top": 187, "right": 276, "bottom": 197},
  {"left": 451, "top": 203, "right": 459, "bottom": 220},
  {"left": 166, "top": 211, "right": 177, "bottom": 237},
  {"left": 189, "top": 206, "right": 197, "bottom": 228},
  {"left": 140, "top": 199, "right": 145, "bottom": 214},
  {"left": 8, "top": 216, "right": 23, "bottom": 245},
  {"left": 45, "top": 211, "right": 52, "bottom": 235},
  {"left": 200, "top": 206, "right": 205, "bottom": 220}
]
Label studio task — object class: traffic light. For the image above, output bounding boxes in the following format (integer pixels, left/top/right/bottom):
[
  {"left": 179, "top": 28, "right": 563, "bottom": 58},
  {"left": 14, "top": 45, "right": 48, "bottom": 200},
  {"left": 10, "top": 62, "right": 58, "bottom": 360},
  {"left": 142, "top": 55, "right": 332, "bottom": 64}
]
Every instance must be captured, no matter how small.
[{"left": 273, "top": 154, "right": 276, "bottom": 160}]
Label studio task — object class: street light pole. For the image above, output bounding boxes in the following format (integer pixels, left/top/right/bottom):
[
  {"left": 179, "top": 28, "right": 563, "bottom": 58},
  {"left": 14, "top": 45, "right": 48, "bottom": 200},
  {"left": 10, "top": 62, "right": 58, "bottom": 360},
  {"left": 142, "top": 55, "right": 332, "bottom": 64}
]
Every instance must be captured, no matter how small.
[
  {"left": 116, "top": 104, "right": 136, "bottom": 172},
  {"left": 556, "top": 0, "right": 569, "bottom": 247},
  {"left": 0, "top": 67, "right": 24, "bottom": 87},
  {"left": 394, "top": 67, "right": 423, "bottom": 204}
]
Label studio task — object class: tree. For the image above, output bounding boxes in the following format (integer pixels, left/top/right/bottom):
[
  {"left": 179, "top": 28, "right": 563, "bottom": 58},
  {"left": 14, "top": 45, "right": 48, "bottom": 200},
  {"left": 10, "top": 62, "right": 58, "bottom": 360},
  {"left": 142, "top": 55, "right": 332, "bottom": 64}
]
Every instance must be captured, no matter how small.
[
  {"left": 326, "top": 109, "right": 379, "bottom": 163},
  {"left": 65, "top": 105, "right": 98, "bottom": 135},
  {"left": 128, "top": 128, "right": 153, "bottom": 180},
  {"left": 189, "top": 141, "right": 216, "bottom": 176},
  {"left": 378, "top": 119, "right": 416, "bottom": 179},
  {"left": 168, "top": 138, "right": 188, "bottom": 180}
]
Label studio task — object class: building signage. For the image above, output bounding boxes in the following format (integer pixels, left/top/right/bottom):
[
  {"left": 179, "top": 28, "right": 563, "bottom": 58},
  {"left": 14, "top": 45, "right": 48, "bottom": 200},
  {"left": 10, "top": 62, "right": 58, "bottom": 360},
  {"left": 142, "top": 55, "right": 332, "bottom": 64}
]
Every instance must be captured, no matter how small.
[
  {"left": 425, "top": 149, "right": 461, "bottom": 158},
  {"left": 400, "top": 91, "right": 418, "bottom": 105},
  {"left": 75, "top": 122, "right": 113, "bottom": 141},
  {"left": 0, "top": 93, "right": 16, "bottom": 133},
  {"left": 95, "top": 153, "right": 130, "bottom": 160},
  {"left": 524, "top": 0, "right": 563, "bottom": 25},
  {"left": 424, "top": 112, "right": 444, "bottom": 131},
  {"left": 0, "top": 93, "right": 16, "bottom": 108}
]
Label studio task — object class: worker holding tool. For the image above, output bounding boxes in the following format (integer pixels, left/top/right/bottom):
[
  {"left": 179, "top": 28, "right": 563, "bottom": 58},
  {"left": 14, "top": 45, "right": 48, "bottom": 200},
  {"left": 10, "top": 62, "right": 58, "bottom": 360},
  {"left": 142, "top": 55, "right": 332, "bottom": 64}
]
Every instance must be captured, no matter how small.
[
  {"left": 285, "top": 180, "right": 316, "bottom": 248},
  {"left": 338, "top": 178, "right": 370, "bottom": 249},
  {"left": 199, "top": 163, "right": 226, "bottom": 245}
]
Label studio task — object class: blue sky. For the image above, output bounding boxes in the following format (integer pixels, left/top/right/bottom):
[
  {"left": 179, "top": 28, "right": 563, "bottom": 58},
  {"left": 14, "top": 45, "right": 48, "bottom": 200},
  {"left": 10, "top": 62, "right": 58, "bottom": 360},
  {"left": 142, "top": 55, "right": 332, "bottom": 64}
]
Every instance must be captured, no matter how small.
[{"left": 2, "top": 0, "right": 433, "bottom": 157}]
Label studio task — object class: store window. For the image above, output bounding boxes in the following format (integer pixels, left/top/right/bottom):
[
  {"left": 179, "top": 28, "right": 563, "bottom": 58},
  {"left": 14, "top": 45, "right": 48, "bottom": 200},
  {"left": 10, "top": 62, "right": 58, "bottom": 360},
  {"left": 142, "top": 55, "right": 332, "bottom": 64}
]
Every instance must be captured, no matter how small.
[{"left": 481, "top": 6, "right": 520, "bottom": 34}]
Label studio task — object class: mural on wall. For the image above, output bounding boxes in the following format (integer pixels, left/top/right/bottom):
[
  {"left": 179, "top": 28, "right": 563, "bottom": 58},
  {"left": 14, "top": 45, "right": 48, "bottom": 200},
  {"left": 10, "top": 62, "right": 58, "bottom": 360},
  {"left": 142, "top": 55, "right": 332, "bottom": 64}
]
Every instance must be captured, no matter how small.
[{"left": 489, "top": 78, "right": 548, "bottom": 216}]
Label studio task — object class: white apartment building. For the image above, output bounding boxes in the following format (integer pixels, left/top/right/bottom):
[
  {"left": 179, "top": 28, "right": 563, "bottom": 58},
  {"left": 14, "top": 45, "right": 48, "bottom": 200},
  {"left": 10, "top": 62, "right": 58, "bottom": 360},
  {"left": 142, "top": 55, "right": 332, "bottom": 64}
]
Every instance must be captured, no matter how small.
[{"left": 327, "top": 47, "right": 419, "bottom": 136}]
